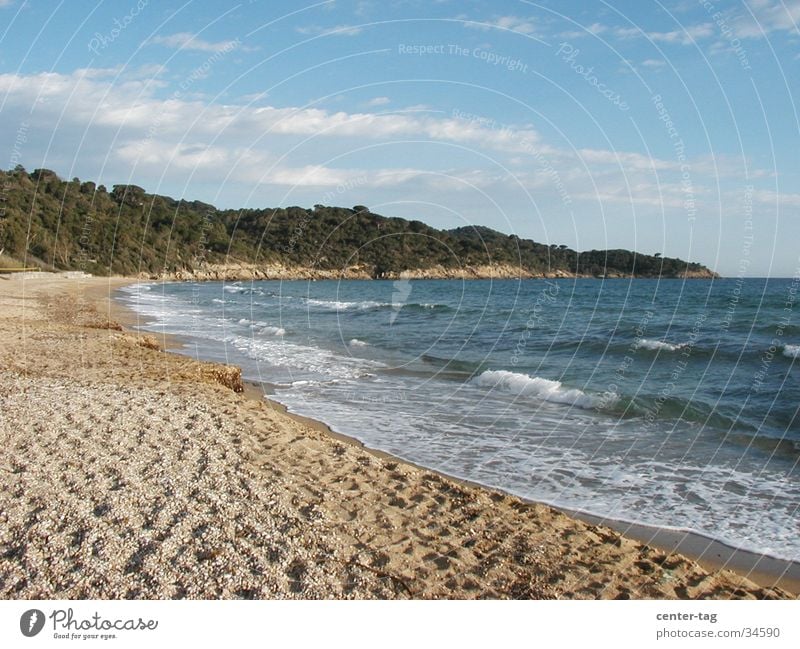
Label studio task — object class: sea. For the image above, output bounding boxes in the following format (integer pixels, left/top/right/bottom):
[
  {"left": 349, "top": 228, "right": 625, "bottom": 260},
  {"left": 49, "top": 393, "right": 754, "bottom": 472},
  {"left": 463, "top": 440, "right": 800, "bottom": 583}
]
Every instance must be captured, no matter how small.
[{"left": 117, "top": 278, "right": 800, "bottom": 561}]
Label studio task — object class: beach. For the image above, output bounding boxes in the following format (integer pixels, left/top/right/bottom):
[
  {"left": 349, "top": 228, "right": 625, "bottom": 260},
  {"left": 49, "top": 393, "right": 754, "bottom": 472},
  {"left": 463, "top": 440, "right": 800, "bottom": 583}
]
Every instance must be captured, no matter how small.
[{"left": 0, "top": 274, "right": 796, "bottom": 600}]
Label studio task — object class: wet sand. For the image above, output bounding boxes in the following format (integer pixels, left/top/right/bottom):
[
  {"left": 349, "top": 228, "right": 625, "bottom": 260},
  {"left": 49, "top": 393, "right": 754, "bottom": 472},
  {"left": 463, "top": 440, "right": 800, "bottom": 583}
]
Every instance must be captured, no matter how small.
[{"left": 0, "top": 274, "right": 796, "bottom": 599}]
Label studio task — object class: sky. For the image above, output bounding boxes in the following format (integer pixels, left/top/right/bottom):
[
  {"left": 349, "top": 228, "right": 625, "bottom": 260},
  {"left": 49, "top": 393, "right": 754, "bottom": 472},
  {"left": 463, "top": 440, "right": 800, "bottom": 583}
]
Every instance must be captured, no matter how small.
[{"left": 0, "top": 0, "right": 799, "bottom": 276}]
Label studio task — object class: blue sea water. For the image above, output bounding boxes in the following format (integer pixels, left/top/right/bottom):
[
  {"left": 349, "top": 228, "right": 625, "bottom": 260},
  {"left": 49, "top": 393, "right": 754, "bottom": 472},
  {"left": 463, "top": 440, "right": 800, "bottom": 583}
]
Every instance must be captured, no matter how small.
[{"left": 117, "top": 278, "right": 800, "bottom": 560}]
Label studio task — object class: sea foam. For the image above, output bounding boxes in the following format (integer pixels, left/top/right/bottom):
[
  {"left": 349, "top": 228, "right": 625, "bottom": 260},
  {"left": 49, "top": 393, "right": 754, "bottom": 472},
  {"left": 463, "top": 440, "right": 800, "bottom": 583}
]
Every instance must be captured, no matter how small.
[
  {"left": 782, "top": 344, "right": 800, "bottom": 359},
  {"left": 635, "top": 338, "right": 685, "bottom": 352},
  {"left": 473, "top": 370, "right": 594, "bottom": 408},
  {"left": 258, "top": 326, "right": 286, "bottom": 336},
  {"left": 236, "top": 318, "right": 285, "bottom": 336},
  {"left": 305, "top": 298, "right": 389, "bottom": 311}
]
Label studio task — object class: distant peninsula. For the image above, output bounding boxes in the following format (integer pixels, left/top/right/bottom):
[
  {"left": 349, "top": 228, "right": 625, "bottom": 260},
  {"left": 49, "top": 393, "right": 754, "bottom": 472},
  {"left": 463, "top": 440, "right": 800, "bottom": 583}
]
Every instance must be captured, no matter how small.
[{"left": 0, "top": 167, "right": 717, "bottom": 280}]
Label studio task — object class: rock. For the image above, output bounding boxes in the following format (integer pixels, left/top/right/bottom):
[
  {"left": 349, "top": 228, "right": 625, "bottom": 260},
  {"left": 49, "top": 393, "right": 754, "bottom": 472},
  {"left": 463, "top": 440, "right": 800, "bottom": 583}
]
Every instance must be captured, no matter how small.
[
  {"left": 199, "top": 364, "right": 244, "bottom": 393},
  {"left": 154, "top": 260, "right": 717, "bottom": 282}
]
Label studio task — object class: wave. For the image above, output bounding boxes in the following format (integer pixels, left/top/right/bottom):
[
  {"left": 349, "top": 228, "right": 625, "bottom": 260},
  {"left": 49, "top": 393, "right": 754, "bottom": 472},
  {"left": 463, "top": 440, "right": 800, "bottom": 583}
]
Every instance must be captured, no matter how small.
[
  {"left": 224, "top": 284, "right": 264, "bottom": 296},
  {"left": 305, "top": 298, "right": 390, "bottom": 311},
  {"left": 634, "top": 338, "right": 686, "bottom": 352},
  {"left": 258, "top": 326, "right": 286, "bottom": 336},
  {"left": 402, "top": 302, "right": 454, "bottom": 313},
  {"left": 119, "top": 283, "right": 153, "bottom": 295},
  {"left": 472, "top": 370, "right": 594, "bottom": 408},
  {"left": 349, "top": 338, "right": 369, "bottom": 347},
  {"left": 541, "top": 336, "right": 794, "bottom": 368},
  {"left": 782, "top": 344, "right": 800, "bottom": 359},
  {"left": 302, "top": 297, "right": 453, "bottom": 314},
  {"left": 235, "top": 318, "right": 285, "bottom": 336}
]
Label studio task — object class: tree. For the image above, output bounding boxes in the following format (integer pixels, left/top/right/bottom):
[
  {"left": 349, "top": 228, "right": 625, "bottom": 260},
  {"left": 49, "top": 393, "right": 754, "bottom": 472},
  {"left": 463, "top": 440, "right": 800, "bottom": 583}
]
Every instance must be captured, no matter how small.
[{"left": 0, "top": 167, "right": 714, "bottom": 279}]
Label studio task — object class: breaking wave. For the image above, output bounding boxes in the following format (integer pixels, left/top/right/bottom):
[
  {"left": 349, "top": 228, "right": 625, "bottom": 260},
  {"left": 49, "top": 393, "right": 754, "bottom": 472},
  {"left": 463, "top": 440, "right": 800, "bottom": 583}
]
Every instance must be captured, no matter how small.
[
  {"left": 782, "top": 344, "right": 800, "bottom": 359},
  {"left": 635, "top": 338, "right": 686, "bottom": 352},
  {"left": 472, "top": 370, "right": 594, "bottom": 408}
]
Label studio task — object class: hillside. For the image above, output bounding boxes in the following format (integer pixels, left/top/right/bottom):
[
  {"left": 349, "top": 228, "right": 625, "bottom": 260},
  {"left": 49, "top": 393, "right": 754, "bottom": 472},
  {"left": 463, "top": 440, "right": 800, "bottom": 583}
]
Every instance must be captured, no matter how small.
[{"left": 0, "top": 167, "right": 716, "bottom": 279}]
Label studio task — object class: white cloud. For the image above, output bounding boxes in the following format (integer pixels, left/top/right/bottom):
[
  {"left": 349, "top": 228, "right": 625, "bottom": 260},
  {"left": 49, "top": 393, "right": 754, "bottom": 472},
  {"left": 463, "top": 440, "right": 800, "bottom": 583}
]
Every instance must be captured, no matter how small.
[
  {"left": 560, "top": 22, "right": 609, "bottom": 38},
  {"left": 558, "top": 21, "right": 716, "bottom": 45},
  {"left": 574, "top": 188, "right": 685, "bottom": 209},
  {"left": 264, "top": 164, "right": 354, "bottom": 187},
  {"left": 586, "top": 22, "right": 608, "bottom": 35},
  {"left": 732, "top": 0, "right": 800, "bottom": 37},
  {"left": 752, "top": 189, "right": 800, "bottom": 207},
  {"left": 614, "top": 23, "right": 715, "bottom": 45},
  {"left": 0, "top": 70, "right": 548, "bottom": 191},
  {"left": 115, "top": 140, "right": 238, "bottom": 169},
  {"left": 72, "top": 63, "right": 167, "bottom": 81},
  {"left": 593, "top": 3, "right": 798, "bottom": 47},
  {"left": 641, "top": 58, "right": 666, "bottom": 67},
  {"left": 296, "top": 24, "right": 363, "bottom": 37},
  {"left": 465, "top": 15, "right": 539, "bottom": 35},
  {"left": 577, "top": 148, "right": 678, "bottom": 172},
  {"left": 400, "top": 103, "right": 434, "bottom": 112},
  {"left": 0, "top": 67, "right": 768, "bottom": 228},
  {"left": 0, "top": 68, "right": 722, "bottom": 181},
  {"left": 148, "top": 32, "right": 243, "bottom": 52},
  {"left": 365, "top": 96, "right": 390, "bottom": 107}
]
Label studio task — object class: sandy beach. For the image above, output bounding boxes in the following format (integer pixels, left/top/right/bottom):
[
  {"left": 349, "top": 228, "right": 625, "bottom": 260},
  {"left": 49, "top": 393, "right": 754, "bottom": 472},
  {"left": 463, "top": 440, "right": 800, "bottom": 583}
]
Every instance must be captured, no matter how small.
[{"left": 0, "top": 274, "right": 796, "bottom": 599}]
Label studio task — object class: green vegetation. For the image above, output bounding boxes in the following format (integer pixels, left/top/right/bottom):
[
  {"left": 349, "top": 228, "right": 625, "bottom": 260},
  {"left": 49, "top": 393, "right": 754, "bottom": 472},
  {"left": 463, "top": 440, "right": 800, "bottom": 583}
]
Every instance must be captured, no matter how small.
[{"left": 0, "top": 167, "right": 714, "bottom": 278}]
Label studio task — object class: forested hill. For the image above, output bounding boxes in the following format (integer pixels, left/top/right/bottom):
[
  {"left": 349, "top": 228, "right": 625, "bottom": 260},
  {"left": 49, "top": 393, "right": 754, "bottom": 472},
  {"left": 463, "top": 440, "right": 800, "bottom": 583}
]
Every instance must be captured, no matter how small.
[{"left": 0, "top": 167, "right": 716, "bottom": 279}]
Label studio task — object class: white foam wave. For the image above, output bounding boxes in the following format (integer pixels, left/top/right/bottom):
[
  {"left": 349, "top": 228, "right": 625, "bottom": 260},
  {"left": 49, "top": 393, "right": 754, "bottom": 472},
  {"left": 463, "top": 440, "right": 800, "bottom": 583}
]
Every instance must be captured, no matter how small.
[
  {"left": 305, "top": 298, "right": 389, "bottom": 311},
  {"left": 229, "top": 334, "right": 380, "bottom": 380},
  {"left": 349, "top": 338, "right": 369, "bottom": 347},
  {"left": 119, "top": 283, "right": 153, "bottom": 296},
  {"left": 258, "top": 326, "right": 286, "bottom": 336},
  {"left": 237, "top": 317, "right": 285, "bottom": 336},
  {"left": 473, "top": 370, "right": 594, "bottom": 408},
  {"left": 635, "top": 338, "right": 685, "bottom": 352},
  {"left": 782, "top": 344, "right": 800, "bottom": 359}
]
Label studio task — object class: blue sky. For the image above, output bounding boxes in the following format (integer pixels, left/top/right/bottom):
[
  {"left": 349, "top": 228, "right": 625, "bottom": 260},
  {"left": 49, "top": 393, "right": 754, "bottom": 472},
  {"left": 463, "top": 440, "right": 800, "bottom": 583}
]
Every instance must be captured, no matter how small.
[{"left": 1, "top": 0, "right": 799, "bottom": 276}]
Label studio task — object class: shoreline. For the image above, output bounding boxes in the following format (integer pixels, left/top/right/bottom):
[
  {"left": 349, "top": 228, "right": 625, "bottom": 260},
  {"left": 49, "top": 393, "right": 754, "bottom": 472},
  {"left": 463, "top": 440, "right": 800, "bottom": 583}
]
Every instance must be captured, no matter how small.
[
  {"left": 107, "top": 278, "right": 800, "bottom": 594},
  {"left": 0, "top": 278, "right": 797, "bottom": 598},
  {"left": 249, "top": 383, "right": 800, "bottom": 594}
]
